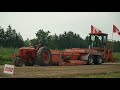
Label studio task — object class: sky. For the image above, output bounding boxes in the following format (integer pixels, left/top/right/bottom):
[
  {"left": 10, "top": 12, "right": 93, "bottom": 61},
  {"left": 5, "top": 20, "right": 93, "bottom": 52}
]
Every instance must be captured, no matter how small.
[{"left": 0, "top": 12, "right": 120, "bottom": 41}]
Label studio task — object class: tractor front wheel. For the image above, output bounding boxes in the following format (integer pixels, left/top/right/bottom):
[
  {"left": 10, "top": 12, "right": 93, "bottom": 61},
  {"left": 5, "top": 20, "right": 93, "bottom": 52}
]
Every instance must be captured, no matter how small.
[
  {"left": 94, "top": 55, "right": 103, "bottom": 65},
  {"left": 87, "top": 54, "right": 94, "bottom": 65},
  {"left": 14, "top": 57, "right": 23, "bottom": 67}
]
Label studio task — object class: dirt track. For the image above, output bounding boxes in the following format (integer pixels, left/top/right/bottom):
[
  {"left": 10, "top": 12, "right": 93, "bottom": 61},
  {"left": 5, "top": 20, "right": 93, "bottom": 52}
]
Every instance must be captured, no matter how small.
[{"left": 0, "top": 63, "right": 120, "bottom": 78}]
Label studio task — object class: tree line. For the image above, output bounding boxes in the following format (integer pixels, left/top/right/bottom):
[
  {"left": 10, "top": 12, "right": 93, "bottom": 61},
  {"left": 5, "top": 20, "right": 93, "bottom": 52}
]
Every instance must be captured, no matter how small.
[
  {"left": 0, "top": 25, "right": 24, "bottom": 48},
  {"left": 28, "top": 29, "right": 89, "bottom": 50},
  {"left": 0, "top": 25, "right": 120, "bottom": 52}
]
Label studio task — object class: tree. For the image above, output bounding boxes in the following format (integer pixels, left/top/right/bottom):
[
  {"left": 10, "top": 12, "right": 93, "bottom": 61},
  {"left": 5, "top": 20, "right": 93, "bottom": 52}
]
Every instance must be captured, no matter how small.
[
  {"left": 35, "top": 29, "right": 51, "bottom": 46},
  {"left": 16, "top": 32, "right": 24, "bottom": 48},
  {"left": 0, "top": 25, "right": 24, "bottom": 48},
  {"left": 113, "top": 41, "right": 120, "bottom": 52},
  {"left": 0, "top": 26, "right": 5, "bottom": 47},
  {"left": 4, "top": 25, "right": 13, "bottom": 47},
  {"left": 24, "top": 38, "right": 30, "bottom": 47},
  {"left": 30, "top": 38, "right": 38, "bottom": 47}
]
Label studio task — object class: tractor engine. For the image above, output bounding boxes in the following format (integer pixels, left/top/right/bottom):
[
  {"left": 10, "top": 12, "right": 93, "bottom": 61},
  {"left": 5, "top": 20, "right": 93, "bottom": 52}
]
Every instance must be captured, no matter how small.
[
  {"left": 12, "top": 47, "right": 37, "bottom": 67},
  {"left": 19, "top": 47, "right": 36, "bottom": 66}
]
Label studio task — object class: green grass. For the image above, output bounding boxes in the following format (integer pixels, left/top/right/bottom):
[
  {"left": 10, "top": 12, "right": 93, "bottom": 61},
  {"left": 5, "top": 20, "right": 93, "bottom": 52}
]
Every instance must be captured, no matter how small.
[
  {"left": 50, "top": 72, "right": 120, "bottom": 78},
  {"left": 113, "top": 53, "right": 120, "bottom": 63},
  {"left": 0, "top": 47, "right": 18, "bottom": 65}
]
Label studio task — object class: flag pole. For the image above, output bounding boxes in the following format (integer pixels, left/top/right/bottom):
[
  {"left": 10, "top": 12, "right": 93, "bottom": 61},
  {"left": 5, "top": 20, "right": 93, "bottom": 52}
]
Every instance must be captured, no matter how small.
[
  {"left": 112, "top": 25, "right": 114, "bottom": 42},
  {"left": 112, "top": 31, "right": 113, "bottom": 42},
  {"left": 111, "top": 25, "right": 114, "bottom": 59}
]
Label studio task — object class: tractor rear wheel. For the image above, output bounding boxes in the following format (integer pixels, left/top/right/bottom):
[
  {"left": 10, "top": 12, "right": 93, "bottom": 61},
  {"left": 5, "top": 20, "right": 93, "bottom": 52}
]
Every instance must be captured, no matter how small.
[
  {"left": 37, "top": 46, "right": 52, "bottom": 66},
  {"left": 14, "top": 57, "right": 23, "bottom": 67},
  {"left": 87, "top": 54, "right": 94, "bottom": 65},
  {"left": 94, "top": 55, "right": 103, "bottom": 65}
]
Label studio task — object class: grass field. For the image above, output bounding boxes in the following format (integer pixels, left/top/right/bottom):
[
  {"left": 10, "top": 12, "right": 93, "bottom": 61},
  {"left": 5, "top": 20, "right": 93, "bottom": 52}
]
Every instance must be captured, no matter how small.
[
  {"left": 0, "top": 47, "right": 120, "bottom": 65},
  {"left": 50, "top": 72, "right": 120, "bottom": 78},
  {"left": 1, "top": 71, "right": 120, "bottom": 78},
  {"left": 113, "top": 53, "right": 120, "bottom": 63},
  {"left": 0, "top": 47, "right": 18, "bottom": 65}
]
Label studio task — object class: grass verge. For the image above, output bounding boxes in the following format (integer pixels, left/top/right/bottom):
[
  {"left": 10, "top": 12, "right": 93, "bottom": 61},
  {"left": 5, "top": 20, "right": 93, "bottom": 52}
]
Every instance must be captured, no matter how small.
[{"left": 49, "top": 72, "right": 120, "bottom": 78}]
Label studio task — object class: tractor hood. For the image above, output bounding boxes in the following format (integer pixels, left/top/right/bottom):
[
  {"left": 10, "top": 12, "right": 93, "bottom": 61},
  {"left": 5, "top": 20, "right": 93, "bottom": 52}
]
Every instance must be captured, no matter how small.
[{"left": 19, "top": 47, "right": 36, "bottom": 50}]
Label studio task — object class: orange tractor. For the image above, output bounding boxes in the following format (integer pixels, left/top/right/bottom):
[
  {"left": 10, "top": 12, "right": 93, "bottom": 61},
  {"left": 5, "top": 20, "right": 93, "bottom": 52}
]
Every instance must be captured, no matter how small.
[{"left": 12, "top": 31, "right": 114, "bottom": 67}]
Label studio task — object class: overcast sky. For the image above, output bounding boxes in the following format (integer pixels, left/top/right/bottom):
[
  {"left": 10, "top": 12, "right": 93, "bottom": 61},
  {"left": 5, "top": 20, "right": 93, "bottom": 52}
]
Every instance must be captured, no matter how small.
[{"left": 0, "top": 12, "right": 120, "bottom": 41}]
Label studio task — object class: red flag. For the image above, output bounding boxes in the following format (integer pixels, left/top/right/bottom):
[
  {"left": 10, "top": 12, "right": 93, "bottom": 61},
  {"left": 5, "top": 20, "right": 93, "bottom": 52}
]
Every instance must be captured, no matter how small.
[
  {"left": 113, "top": 25, "right": 120, "bottom": 35},
  {"left": 91, "top": 25, "right": 102, "bottom": 33},
  {"left": 118, "top": 32, "right": 120, "bottom": 35}
]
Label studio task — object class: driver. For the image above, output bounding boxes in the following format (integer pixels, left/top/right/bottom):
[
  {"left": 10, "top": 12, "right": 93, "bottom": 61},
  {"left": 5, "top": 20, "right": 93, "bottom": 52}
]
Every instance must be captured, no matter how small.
[
  {"left": 29, "top": 41, "right": 34, "bottom": 48},
  {"left": 35, "top": 40, "right": 44, "bottom": 50},
  {"left": 94, "top": 36, "right": 100, "bottom": 47}
]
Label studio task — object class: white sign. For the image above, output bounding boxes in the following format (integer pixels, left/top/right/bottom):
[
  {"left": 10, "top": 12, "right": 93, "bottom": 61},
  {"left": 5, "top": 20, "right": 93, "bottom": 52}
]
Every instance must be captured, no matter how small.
[{"left": 3, "top": 64, "right": 14, "bottom": 74}]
